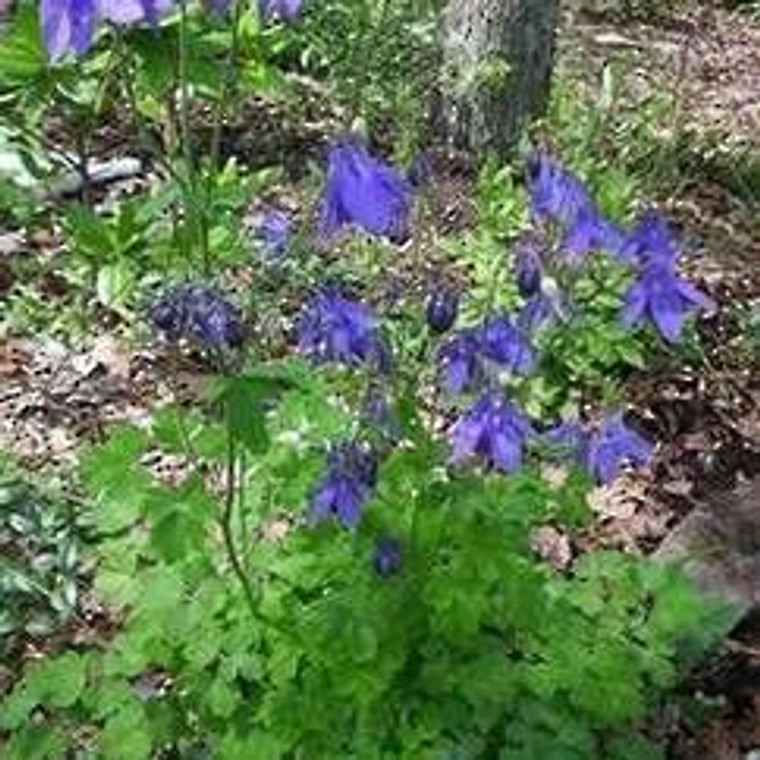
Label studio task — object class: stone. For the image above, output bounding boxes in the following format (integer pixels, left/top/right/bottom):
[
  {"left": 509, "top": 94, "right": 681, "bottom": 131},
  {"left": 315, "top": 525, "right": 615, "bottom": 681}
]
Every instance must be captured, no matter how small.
[{"left": 655, "top": 477, "right": 760, "bottom": 624}]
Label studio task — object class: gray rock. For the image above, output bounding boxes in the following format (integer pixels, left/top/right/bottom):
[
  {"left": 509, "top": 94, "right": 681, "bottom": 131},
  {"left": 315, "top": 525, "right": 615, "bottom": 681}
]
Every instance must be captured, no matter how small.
[{"left": 655, "top": 478, "right": 760, "bottom": 626}]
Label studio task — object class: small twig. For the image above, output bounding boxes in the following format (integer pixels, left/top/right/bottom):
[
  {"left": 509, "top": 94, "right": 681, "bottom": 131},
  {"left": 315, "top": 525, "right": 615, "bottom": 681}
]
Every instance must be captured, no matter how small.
[{"left": 724, "top": 638, "right": 760, "bottom": 659}]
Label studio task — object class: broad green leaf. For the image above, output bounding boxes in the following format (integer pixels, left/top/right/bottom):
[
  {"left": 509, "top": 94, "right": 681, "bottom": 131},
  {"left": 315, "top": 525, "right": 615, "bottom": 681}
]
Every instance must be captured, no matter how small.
[{"left": 100, "top": 703, "right": 152, "bottom": 760}]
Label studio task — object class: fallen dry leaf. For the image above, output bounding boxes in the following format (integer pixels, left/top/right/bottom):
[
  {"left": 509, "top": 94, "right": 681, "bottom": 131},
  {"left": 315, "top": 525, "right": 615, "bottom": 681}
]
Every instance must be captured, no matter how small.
[{"left": 531, "top": 525, "right": 572, "bottom": 571}]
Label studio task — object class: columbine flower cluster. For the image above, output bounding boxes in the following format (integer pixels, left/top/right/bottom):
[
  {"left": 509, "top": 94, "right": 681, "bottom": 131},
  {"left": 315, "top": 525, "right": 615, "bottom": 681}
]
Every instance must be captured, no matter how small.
[
  {"left": 151, "top": 284, "right": 244, "bottom": 349},
  {"left": 544, "top": 415, "right": 654, "bottom": 485},
  {"left": 295, "top": 288, "right": 394, "bottom": 529},
  {"left": 297, "top": 288, "right": 390, "bottom": 371},
  {"left": 451, "top": 394, "right": 534, "bottom": 473},
  {"left": 310, "top": 441, "right": 378, "bottom": 529},
  {"left": 620, "top": 213, "right": 715, "bottom": 342},
  {"left": 527, "top": 152, "right": 625, "bottom": 265},
  {"left": 295, "top": 149, "right": 707, "bottom": 532},
  {"left": 438, "top": 315, "right": 535, "bottom": 395},
  {"left": 522, "top": 152, "right": 714, "bottom": 343},
  {"left": 319, "top": 138, "right": 413, "bottom": 242},
  {"left": 40, "top": 0, "right": 304, "bottom": 62}
]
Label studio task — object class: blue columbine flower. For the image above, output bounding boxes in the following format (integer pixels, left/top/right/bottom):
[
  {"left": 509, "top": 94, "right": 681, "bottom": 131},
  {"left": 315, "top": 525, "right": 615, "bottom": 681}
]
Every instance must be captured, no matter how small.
[
  {"left": 298, "top": 289, "right": 390, "bottom": 369},
  {"left": 542, "top": 416, "right": 653, "bottom": 484},
  {"left": 373, "top": 536, "right": 403, "bottom": 577},
  {"left": 542, "top": 421, "right": 590, "bottom": 467},
  {"left": 319, "top": 138, "right": 412, "bottom": 241},
  {"left": 527, "top": 152, "right": 626, "bottom": 263},
  {"left": 622, "top": 262, "right": 714, "bottom": 343},
  {"left": 40, "top": 0, "right": 173, "bottom": 62},
  {"left": 479, "top": 315, "right": 536, "bottom": 375},
  {"left": 518, "top": 295, "right": 553, "bottom": 334},
  {"left": 426, "top": 288, "right": 459, "bottom": 334},
  {"left": 41, "top": 0, "right": 98, "bottom": 60},
  {"left": 151, "top": 284, "right": 244, "bottom": 349},
  {"left": 562, "top": 205, "right": 627, "bottom": 263},
  {"left": 586, "top": 416, "right": 654, "bottom": 485},
  {"left": 618, "top": 211, "right": 681, "bottom": 267},
  {"left": 438, "top": 316, "right": 535, "bottom": 394},
  {"left": 527, "top": 152, "right": 594, "bottom": 228},
  {"left": 103, "top": 0, "right": 172, "bottom": 25},
  {"left": 256, "top": 208, "right": 292, "bottom": 260},
  {"left": 259, "top": 0, "right": 303, "bottom": 23},
  {"left": 310, "top": 442, "right": 378, "bottom": 528},
  {"left": 438, "top": 328, "right": 484, "bottom": 394},
  {"left": 450, "top": 393, "right": 533, "bottom": 473}
]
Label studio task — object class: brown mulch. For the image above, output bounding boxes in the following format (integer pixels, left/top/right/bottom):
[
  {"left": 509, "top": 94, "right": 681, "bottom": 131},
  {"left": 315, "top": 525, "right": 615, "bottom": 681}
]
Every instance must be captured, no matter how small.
[{"left": 562, "top": 6, "right": 760, "bottom": 155}]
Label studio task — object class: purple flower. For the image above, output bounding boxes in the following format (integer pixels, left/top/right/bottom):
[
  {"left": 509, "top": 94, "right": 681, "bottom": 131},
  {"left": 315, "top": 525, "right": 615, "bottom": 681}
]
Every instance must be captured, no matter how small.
[
  {"left": 438, "top": 328, "right": 483, "bottom": 394},
  {"left": 298, "top": 289, "right": 390, "bottom": 369},
  {"left": 40, "top": 0, "right": 173, "bottom": 62},
  {"left": 542, "top": 421, "right": 590, "bottom": 467},
  {"left": 151, "top": 284, "right": 244, "bottom": 349},
  {"left": 587, "top": 416, "right": 654, "bottom": 485},
  {"left": 438, "top": 316, "right": 535, "bottom": 394},
  {"left": 259, "top": 0, "right": 303, "bottom": 23},
  {"left": 310, "top": 442, "right": 378, "bottom": 528},
  {"left": 319, "top": 139, "right": 412, "bottom": 241},
  {"left": 311, "top": 473, "right": 369, "bottom": 529},
  {"left": 41, "top": 0, "right": 97, "bottom": 60},
  {"left": 373, "top": 536, "right": 403, "bottom": 577},
  {"left": 515, "top": 237, "right": 543, "bottom": 298},
  {"left": 451, "top": 393, "right": 533, "bottom": 473},
  {"left": 426, "top": 289, "right": 459, "bottom": 334},
  {"left": 527, "top": 152, "right": 627, "bottom": 264},
  {"left": 527, "top": 152, "right": 594, "bottom": 228},
  {"left": 151, "top": 294, "right": 185, "bottom": 341},
  {"left": 543, "top": 416, "right": 653, "bottom": 484},
  {"left": 190, "top": 295, "right": 244, "bottom": 348},
  {"left": 518, "top": 296, "right": 552, "bottom": 334},
  {"left": 103, "top": 0, "right": 172, "bottom": 25},
  {"left": 561, "top": 206, "right": 627, "bottom": 263},
  {"left": 618, "top": 212, "right": 681, "bottom": 267},
  {"left": 479, "top": 315, "right": 536, "bottom": 375},
  {"left": 256, "top": 208, "right": 292, "bottom": 259},
  {"left": 622, "top": 263, "right": 714, "bottom": 343}
]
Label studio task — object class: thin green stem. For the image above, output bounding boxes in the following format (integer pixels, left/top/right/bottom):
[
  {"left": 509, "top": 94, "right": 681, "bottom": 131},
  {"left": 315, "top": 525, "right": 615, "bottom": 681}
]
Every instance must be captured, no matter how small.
[
  {"left": 221, "top": 432, "right": 260, "bottom": 618},
  {"left": 177, "top": 0, "right": 194, "bottom": 185},
  {"left": 237, "top": 446, "right": 251, "bottom": 576},
  {"left": 177, "top": 0, "right": 211, "bottom": 273},
  {"left": 209, "top": 0, "right": 245, "bottom": 174}
]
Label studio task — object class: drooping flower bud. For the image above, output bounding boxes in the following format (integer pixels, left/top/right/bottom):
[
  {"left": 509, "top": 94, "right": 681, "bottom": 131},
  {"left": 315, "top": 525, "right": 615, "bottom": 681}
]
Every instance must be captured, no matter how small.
[
  {"left": 373, "top": 536, "right": 403, "bottom": 577},
  {"left": 425, "top": 289, "right": 459, "bottom": 335}
]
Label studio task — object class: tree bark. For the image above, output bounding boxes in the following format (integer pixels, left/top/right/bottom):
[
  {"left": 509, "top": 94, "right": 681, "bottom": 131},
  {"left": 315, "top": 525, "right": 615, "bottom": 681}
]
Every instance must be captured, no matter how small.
[{"left": 437, "top": 0, "right": 559, "bottom": 158}]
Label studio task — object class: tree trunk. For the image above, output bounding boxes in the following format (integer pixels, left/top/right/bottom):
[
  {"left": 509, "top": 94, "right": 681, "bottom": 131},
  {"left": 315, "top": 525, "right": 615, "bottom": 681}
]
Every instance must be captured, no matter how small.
[{"left": 437, "top": 0, "right": 559, "bottom": 158}]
